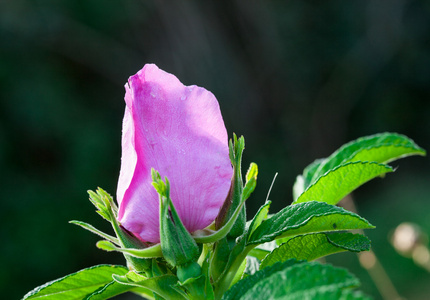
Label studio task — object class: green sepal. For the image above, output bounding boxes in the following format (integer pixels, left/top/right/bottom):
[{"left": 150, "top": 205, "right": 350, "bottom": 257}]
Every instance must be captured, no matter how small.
[
  {"left": 209, "top": 161, "right": 260, "bottom": 298},
  {"left": 69, "top": 220, "right": 119, "bottom": 245},
  {"left": 208, "top": 136, "right": 259, "bottom": 295},
  {"left": 216, "top": 134, "right": 246, "bottom": 239},
  {"left": 81, "top": 189, "right": 152, "bottom": 274},
  {"left": 87, "top": 189, "right": 112, "bottom": 222},
  {"left": 242, "top": 163, "right": 258, "bottom": 202},
  {"left": 152, "top": 259, "right": 170, "bottom": 277},
  {"left": 153, "top": 170, "right": 200, "bottom": 271},
  {"left": 192, "top": 162, "right": 257, "bottom": 244},
  {"left": 177, "top": 262, "right": 202, "bottom": 283},
  {"left": 111, "top": 217, "right": 152, "bottom": 274},
  {"left": 176, "top": 275, "right": 207, "bottom": 300},
  {"left": 160, "top": 196, "right": 200, "bottom": 268},
  {"left": 192, "top": 194, "right": 251, "bottom": 244},
  {"left": 86, "top": 188, "right": 143, "bottom": 251},
  {"left": 88, "top": 188, "right": 118, "bottom": 219},
  {"left": 96, "top": 240, "right": 163, "bottom": 259}
]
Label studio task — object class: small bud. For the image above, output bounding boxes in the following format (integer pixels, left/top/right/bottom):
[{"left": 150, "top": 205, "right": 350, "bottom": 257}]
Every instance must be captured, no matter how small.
[
  {"left": 215, "top": 134, "right": 246, "bottom": 238},
  {"left": 155, "top": 172, "right": 200, "bottom": 270},
  {"left": 160, "top": 196, "right": 200, "bottom": 267}
]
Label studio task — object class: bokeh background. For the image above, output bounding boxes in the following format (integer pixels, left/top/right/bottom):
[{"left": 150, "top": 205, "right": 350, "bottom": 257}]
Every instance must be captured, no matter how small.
[{"left": 1, "top": 0, "right": 430, "bottom": 299}]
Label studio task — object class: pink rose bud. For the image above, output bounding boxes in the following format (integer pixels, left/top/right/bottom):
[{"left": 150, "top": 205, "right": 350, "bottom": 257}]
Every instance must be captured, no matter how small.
[{"left": 117, "top": 64, "right": 233, "bottom": 243}]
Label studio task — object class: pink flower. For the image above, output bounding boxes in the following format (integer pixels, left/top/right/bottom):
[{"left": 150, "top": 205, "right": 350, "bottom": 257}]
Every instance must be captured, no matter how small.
[{"left": 117, "top": 64, "right": 233, "bottom": 243}]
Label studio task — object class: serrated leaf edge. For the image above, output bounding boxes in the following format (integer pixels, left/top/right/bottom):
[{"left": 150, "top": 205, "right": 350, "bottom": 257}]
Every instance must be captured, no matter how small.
[
  {"left": 295, "top": 161, "right": 393, "bottom": 204},
  {"left": 22, "top": 265, "right": 128, "bottom": 300}
]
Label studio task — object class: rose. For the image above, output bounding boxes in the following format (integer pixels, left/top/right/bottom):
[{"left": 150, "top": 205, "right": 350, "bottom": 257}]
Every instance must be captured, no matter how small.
[{"left": 116, "top": 64, "right": 233, "bottom": 243}]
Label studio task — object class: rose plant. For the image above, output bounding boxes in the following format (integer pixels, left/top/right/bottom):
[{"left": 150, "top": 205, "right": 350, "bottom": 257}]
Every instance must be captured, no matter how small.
[{"left": 23, "top": 64, "right": 426, "bottom": 300}]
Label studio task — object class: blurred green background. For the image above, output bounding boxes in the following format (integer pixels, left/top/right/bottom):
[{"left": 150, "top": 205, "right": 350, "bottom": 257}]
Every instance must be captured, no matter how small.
[{"left": 1, "top": 1, "right": 430, "bottom": 299}]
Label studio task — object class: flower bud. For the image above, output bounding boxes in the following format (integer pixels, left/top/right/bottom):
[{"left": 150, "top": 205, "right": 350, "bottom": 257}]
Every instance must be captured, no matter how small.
[{"left": 117, "top": 64, "right": 233, "bottom": 243}]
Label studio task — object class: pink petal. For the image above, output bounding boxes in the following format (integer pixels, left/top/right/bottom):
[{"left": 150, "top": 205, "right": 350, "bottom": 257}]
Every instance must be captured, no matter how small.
[{"left": 117, "top": 64, "right": 233, "bottom": 243}]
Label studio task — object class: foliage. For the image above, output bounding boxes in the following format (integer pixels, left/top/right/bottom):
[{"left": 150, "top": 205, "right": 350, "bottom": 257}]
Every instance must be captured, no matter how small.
[
  {"left": 4, "top": 2, "right": 430, "bottom": 299},
  {"left": 22, "top": 132, "right": 425, "bottom": 299}
]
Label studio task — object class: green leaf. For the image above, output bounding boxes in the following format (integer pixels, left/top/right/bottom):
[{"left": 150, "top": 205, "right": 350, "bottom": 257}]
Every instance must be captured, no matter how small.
[
  {"left": 200, "top": 253, "right": 215, "bottom": 300},
  {"left": 113, "top": 272, "right": 186, "bottom": 300},
  {"left": 260, "top": 233, "right": 370, "bottom": 269},
  {"left": 231, "top": 257, "right": 247, "bottom": 287},
  {"left": 247, "top": 241, "right": 277, "bottom": 260},
  {"left": 245, "top": 162, "right": 258, "bottom": 183},
  {"left": 326, "top": 232, "right": 371, "bottom": 251},
  {"left": 69, "top": 220, "right": 119, "bottom": 245},
  {"left": 222, "top": 259, "right": 303, "bottom": 300},
  {"left": 294, "top": 161, "right": 393, "bottom": 205},
  {"left": 247, "top": 248, "right": 270, "bottom": 261},
  {"left": 213, "top": 237, "right": 247, "bottom": 286},
  {"left": 246, "top": 201, "right": 271, "bottom": 241},
  {"left": 209, "top": 238, "right": 231, "bottom": 283},
  {"left": 301, "top": 158, "right": 326, "bottom": 189},
  {"left": 311, "top": 132, "right": 425, "bottom": 184},
  {"left": 294, "top": 133, "right": 426, "bottom": 200},
  {"left": 224, "top": 261, "right": 360, "bottom": 300},
  {"left": 22, "top": 265, "right": 129, "bottom": 300},
  {"left": 243, "top": 162, "right": 258, "bottom": 201},
  {"left": 247, "top": 201, "right": 374, "bottom": 245},
  {"left": 292, "top": 175, "right": 306, "bottom": 202},
  {"left": 96, "top": 240, "right": 163, "bottom": 259},
  {"left": 85, "top": 281, "right": 152, "bottom": 300}
]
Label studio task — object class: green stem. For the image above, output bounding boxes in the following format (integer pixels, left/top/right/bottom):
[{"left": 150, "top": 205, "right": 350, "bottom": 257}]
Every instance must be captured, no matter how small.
[
  {"left": 182, "top": 276, "right": 207, "bottom": 300},
  {"left": 198, "top": 244, "right": 210, "bottom": 266},
  {"left": 214, "top": 245, "right": 256, "bottom": 300}
]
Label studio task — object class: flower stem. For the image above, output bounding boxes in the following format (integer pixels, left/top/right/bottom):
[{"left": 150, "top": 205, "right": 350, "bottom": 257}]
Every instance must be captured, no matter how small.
[{"left": 214, "top": 244, "right": 256, "bottom": 300}]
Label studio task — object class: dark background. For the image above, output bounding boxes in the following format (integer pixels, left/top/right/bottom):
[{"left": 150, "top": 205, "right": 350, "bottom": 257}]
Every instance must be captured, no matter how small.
[{"left": 1, "top": 1, "right": 430, "bottom": 299}]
